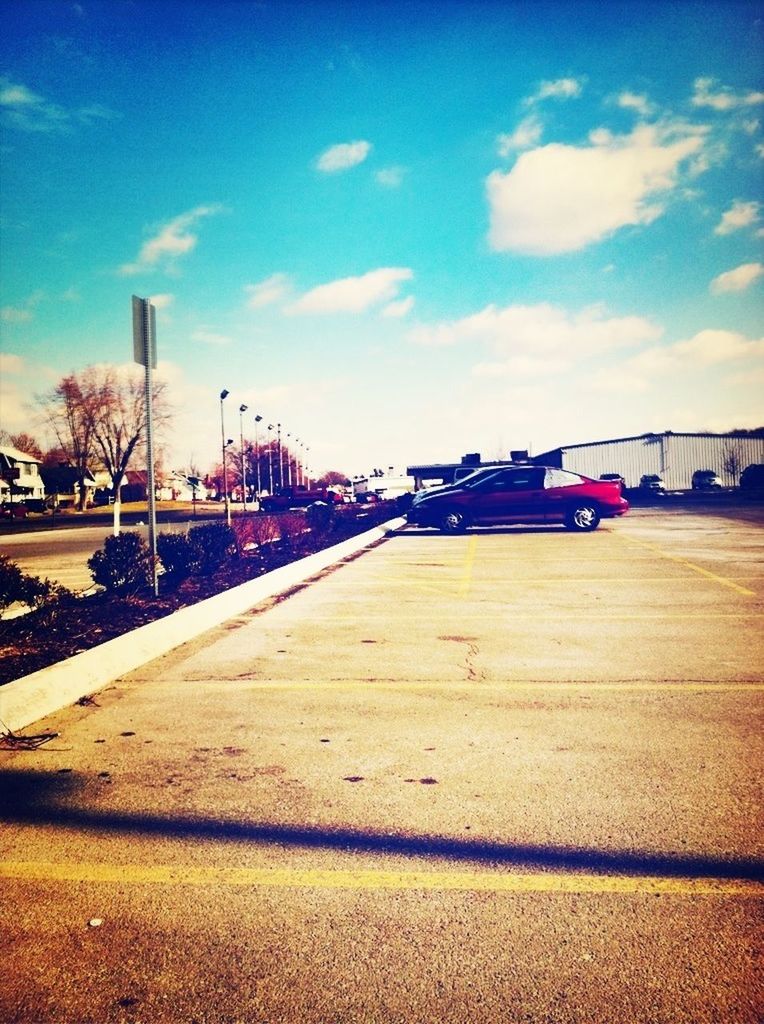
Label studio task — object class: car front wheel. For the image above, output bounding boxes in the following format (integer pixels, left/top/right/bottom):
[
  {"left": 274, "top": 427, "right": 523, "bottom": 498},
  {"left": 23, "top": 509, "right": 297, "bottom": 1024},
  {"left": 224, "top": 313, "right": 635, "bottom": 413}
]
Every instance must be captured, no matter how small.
[
  {"left": 565, "top": 503, "right": 600, "bottom": 531},
  {"left": 439, "top": 509, "right": 468, "bottom": 534}
]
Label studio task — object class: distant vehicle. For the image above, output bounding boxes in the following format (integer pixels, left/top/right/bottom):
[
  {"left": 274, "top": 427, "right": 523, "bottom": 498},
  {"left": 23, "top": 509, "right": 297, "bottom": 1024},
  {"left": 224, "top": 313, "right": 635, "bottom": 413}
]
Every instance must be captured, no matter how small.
[
  {"left": 407, "top": 466, "right": 629, "bottom": 533},
  {"left": 0, "top": 501, "right": 28, "bottom": 519},
  {"left": 639, "top": 474, "right": 665, "bottom": 493},
  {"left": 600, "top": 473, "right": 626, "bottom": 489},
  {"left": 691, "top": 470, "right": 722, "bottom": 490},
  {"left": 740, "top": 464, "right": 764, "bottom": 499},
  {"left": 260, "top": 486, "right": 344, "bottom": 513}
]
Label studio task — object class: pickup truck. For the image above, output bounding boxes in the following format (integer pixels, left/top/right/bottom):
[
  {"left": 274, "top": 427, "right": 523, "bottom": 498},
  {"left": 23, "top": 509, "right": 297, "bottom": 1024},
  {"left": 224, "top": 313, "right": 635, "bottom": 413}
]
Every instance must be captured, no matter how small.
[{"left": 259, "top": 486, "right": 344, "bottom": 513}]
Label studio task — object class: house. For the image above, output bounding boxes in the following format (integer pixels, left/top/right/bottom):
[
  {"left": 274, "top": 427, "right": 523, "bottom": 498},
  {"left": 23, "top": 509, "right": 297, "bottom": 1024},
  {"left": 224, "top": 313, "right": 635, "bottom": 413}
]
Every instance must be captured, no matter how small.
[
  {"left": 39, "top": 464, "right": 97, "bottom": 508},
  {"left": 0, "top": 446, "right": 46, "bottom": 504}
]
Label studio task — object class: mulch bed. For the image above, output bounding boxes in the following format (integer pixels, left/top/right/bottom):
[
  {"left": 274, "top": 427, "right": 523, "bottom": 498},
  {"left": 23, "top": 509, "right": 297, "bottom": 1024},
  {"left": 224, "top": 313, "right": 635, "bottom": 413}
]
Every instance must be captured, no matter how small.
[{"left": 0, "top": 506, "right": 398, "bottom": 686}]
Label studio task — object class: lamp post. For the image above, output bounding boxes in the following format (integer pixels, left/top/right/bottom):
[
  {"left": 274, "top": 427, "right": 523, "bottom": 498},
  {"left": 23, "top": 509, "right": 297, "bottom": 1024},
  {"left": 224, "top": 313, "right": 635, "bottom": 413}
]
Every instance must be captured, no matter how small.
[
  {"left": 294, "top": 438, "right": 302, "bottom": 487},
  {"left": 239, "top": 403, "right": 248, "bottom": 513},
  {"left": 254, "top": 414, "right": 263, "bottom": 503},
  {"left": 220, "top": 389, "right": 231, "bottom": 526},
  {"left": 267, "top": 424, "right": 274, "bottom": 494},
  {"left": 285, "top": 433, "right": 292, "bottom": 486},
  {"left": 276, "top": 423, "right": 282, "bottom": 490}
]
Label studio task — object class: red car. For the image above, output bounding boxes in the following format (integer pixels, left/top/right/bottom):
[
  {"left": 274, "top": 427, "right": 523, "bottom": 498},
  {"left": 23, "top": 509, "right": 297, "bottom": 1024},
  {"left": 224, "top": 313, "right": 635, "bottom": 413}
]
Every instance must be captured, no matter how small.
[{"left": 407, "top": 465, "right": 629, "bottom": 533}]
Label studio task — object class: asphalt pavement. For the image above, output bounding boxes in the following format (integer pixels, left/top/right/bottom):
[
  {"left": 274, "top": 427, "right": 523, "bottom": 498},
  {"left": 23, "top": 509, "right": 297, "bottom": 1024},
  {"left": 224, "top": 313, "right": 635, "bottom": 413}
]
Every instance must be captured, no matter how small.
[{"left": 1, "top": 508, "right": 763, "bottom": 1023}]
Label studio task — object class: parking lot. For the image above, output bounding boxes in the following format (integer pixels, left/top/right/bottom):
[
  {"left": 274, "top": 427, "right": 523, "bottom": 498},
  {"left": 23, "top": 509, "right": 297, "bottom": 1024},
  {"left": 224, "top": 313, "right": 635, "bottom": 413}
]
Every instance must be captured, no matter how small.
[{"left": 1, "top": 507, "right": 762, "bottom": 1023}]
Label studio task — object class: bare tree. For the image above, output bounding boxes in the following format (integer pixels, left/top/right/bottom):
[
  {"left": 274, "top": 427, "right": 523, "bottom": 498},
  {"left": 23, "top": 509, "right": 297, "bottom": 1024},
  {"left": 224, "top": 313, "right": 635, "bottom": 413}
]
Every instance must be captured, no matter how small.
[
  {"left": 0, "top": 431, "right": 45, "bottom": 460},
  {"left": 40, "top": 366, "right": 170, "bottom": 530},
  {"left": 723, "top": 444, "right": 744, "bottom": 487}
]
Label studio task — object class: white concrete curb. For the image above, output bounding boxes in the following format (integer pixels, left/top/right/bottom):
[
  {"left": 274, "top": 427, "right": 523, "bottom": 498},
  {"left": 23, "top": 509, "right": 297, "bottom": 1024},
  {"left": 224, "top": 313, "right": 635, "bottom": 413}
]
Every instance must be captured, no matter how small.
[{"left": 0, "top": 517, "right": 406, "bottom": 735}]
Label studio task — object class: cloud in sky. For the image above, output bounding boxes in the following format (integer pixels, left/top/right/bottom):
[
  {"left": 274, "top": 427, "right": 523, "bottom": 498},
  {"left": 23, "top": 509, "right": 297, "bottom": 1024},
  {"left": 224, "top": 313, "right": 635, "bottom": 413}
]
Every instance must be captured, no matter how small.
[
  {"left": 409, "top": 302, "right": 662, "bottom": 370},
  {"left": 288, "top": 268, "right": 413, "bottom": 314},
  {"left": 0, "top": 76, "right": 118, "bottom": 133},
  {"left": 316, "top": 140, "right": 371, "bottom": 172},
  {"left": 382, "top": 296, "right": 415, "bottom": 318},
  {"left": 119, "top": 205, "right": 222, "bottom": 276},
  {"left": 497, "top": 115, "right": 543, "bottom": 156},
  {"left": 375, "top": 166, "right": 405, "bottom": 188},
  {"left": 692, "top": 77, "right": 764, "bottom": 111},
  {"left": 618, "top": 92, "right": 653, "bottom": 117},
  {"left": 244, "top": 273, "right": 292, "bottom": 309},
  {"left": 487, "top": 124, "right": 705, "bottom": 254},
  {"left": 191, "top": 328, "right": 232, "bottom": 346},
  {"left": 533, "top": 78, "right": 583, "bottom": 102},
  {"left": 714, "top": 200, "right": 760, "bottom": 235},
  {"left": 710, "top": 262, "right": 764, "bottom": 294}
]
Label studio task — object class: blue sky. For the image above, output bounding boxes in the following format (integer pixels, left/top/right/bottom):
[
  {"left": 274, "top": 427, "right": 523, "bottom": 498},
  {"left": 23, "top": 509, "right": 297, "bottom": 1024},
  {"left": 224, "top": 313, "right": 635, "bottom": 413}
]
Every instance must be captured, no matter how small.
[{"left": 1, "top": 0, "right": 762, "bottom": 477}]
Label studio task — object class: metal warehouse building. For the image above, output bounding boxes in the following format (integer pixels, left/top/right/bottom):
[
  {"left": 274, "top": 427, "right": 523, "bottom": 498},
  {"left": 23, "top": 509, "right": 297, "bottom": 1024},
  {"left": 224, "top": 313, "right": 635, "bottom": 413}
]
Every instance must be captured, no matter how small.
[{"left": 535, "top": 431, "right": 764, "bottom": 491}]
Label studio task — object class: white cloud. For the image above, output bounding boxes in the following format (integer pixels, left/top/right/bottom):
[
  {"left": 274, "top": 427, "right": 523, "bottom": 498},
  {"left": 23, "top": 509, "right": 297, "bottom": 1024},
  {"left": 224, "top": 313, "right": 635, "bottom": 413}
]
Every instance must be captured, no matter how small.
[
  {"left": 382, "top": 296, "right": 415, "bottom": 318},
  {"left": 534, "top": 78, "right": 583, "bottom": 102},
  {"left": 497, "top": 115, "right": 543, "bottom": 156},
  {"left": 0, "top": 353, "right": 25, "bottom": 374},
  {"left": 191, "top": 329, "right": 232, "bottom": 346},
  {"left": 714, "top": 200, "right": 760, "bottom": 235},
  {"left": 487, "top": 124, "right": 705, "bottom": 254},
  {"left": 244, "top": 273, "right": 292, "bottom": 308},
  {"left": 119, "top": 205, "right": 222, "bottom": 276},
  {"left": 375, "top": 166, "right": 405, "bottom": 188},
  {"left": 618, "top": 92, "right": 653, "bottom": 117},
  {"left": 692, "top": 77, "right": 764, "bottom": 111},
  {"left": 1, "top": 306, "right": 33, "bottom": 324},
  {"left": 149, "top": 293, "right": 175, "bottom": 310},
  {"left": 316, "top": 140, "right": 371, "bottom": 172},
  {"left": 409, "top": 302, "right": 662, "bottom": 372},
  {"left": 0, "top": 75, "right": 118, "bottom": 133},
  {"left": 623, "top": 330, "right": 764, "bottom": 381},
  {"left": 710, "top": 262, "right": 764, "bottom": 294},
  {"left": 288, "top": 268, "right": 413, "bottom": 315}
]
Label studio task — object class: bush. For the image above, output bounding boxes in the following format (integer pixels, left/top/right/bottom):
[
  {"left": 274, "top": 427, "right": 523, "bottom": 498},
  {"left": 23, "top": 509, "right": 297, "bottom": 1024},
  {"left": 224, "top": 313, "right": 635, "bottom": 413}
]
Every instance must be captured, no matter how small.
[
  {"left": 305, "top": 501, "right": 335, "bottom": 535},
  {"left": 88, "top": 532, "right": 153, "bottom": 594},
  {"left": 231, "top": 514, "right": 280, "bottom": 555},
  {"left": 0, "top": 554, "right": 67, "bottom": 612},
  {"left": 276, "top": 512, "right": 306, "bottom": 550},
  {"left": 187, "top": 522, "right": 237, "bottom": 574},
  {"left": 157, "top": 532, "right": 195, "bottom": 584}
]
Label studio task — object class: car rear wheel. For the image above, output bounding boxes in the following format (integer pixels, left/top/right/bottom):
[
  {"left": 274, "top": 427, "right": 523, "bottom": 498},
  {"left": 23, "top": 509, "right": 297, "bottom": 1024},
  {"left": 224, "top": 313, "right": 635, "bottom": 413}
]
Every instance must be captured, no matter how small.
[
  {"left": 439, "top": 509, "right": 468, "bottom": 534},
  {"left": 565, "top": 503, "right": 600, "bottom": 531}
]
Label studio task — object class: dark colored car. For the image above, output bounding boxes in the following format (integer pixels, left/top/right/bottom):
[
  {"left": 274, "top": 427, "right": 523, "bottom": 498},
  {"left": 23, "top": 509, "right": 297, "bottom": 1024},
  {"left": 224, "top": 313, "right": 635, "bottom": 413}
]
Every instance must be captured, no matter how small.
[
  {"left": 691, "top": 470, "right": 722, "bottom": 490},
  {"left": 0, "top": 501, "right": 28, "bottom": 519},
  {"left": 600, "top": 472, "right": 626, "bottom": 489},
  {"left": 639, "top": 474, "right": 665, "bottom": 492},
  {"left": 740, "top": 464, "right": 764, "bottom": 499},
  {"left": 407, "top": 466, "right": 629, "bottom": 533}
]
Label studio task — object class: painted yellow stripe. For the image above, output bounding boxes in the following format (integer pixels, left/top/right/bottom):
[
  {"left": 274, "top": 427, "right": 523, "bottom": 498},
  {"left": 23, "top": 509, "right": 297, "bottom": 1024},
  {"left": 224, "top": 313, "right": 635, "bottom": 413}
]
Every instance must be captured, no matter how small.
[
  {"left": 202, "top": 680, "right": 764, "bottom": 694},
  {"left": 1, "top": 861, "right": 761, "bottom": 896},
  {"left": 619, "top": 535, "right": 757, "bottom": 596}
]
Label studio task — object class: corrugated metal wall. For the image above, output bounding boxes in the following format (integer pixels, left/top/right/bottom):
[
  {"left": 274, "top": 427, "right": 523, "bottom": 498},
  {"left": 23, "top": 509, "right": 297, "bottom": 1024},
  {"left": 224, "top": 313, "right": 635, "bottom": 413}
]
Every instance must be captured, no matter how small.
[{"left": 555, "top": 434, "right": 764, "bottom": 490}]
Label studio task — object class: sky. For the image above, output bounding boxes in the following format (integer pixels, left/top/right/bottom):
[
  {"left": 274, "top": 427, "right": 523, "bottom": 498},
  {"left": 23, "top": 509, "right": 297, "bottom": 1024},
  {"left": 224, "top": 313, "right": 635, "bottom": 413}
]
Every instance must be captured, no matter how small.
[{"left": 1, "top": 0, "right": 763, "bottom": 479}]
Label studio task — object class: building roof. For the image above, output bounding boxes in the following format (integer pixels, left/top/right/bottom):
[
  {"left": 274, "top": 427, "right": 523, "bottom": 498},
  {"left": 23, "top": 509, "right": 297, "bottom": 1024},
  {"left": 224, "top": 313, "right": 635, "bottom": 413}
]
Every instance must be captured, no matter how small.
[
  {"left": 0, "top": 445, "right": 41, "bottom": 465},
  {"left": 538, "top": 429, "right": 764, "bottom": 456}
]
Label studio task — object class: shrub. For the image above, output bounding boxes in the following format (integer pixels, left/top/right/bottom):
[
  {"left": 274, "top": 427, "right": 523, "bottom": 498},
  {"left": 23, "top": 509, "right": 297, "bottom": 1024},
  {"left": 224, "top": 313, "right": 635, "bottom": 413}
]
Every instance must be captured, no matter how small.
[
  {"left": 277, "top": 512, "right": 306, "bottom": 550},
  {"left": 88, "top": 532, "right": 153, "bottom": 594},
  {"left": 157, "top": 532, "right": 195, "bottom": 584},
  {"left": 306, "top": 501, "right": 335, "bottom": 535},
  {"left": 187, "top": 522, "right": 237, "bottom": 574},
  {"left": 0, "top": 555, "right": 68, "bottom": 612}
]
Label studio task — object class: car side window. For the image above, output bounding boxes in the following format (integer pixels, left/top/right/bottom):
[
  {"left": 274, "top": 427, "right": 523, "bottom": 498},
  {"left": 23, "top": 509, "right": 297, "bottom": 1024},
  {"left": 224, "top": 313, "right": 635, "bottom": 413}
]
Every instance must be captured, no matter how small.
[
  {"left": 478, "top": 468, "right": 545, "bottom": 491},
  {"left": 544, "top": 469, "right": 584, "bottom": 488}
]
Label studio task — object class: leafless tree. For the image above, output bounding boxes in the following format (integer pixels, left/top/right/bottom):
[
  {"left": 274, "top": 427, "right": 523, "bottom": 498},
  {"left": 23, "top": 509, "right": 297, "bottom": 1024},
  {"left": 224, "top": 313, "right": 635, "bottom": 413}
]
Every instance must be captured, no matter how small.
[
  {"left": 723, "top": 444, "right": 744, "bottom": 487},
  {"left": 39, "top": 366, "right": 170, "bottom": 530}
]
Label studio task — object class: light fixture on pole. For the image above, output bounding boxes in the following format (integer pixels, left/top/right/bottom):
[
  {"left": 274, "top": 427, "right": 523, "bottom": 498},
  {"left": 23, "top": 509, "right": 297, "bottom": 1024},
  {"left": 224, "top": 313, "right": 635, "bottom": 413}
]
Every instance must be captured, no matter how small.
[
  {"left": 220, "top": 389, "right": 231, "bottom": 526},
  {"left": 276, "top": 423, "right": 282, "bottom": 490},
  {"left": 295, "top": 438, "right": 302, "bottom": 487},
  {"left": 239, "top": 403, "right": 248, "bottom": 513},
  {"left": 285, "top": 433, "right": 292, "bottom": 486},
  {"left": 254, "top": 415, "right": 263, "bottom": 502},
  {"left": 267, "top": 424, "right": 275, "bottom": 494}
]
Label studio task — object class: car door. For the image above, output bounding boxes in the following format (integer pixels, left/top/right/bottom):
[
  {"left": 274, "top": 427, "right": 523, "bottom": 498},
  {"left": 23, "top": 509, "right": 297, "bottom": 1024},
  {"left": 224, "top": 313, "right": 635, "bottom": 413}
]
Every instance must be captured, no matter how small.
[{"left": 465, "top": 467, "right": 547, "bottom": 524}]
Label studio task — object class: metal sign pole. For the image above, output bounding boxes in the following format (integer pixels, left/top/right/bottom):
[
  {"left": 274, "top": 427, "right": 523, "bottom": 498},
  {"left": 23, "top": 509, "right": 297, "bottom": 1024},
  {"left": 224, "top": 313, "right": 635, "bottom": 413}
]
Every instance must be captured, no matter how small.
[{"left": 133, "top": 295, "right": 159, "bottom": 597}]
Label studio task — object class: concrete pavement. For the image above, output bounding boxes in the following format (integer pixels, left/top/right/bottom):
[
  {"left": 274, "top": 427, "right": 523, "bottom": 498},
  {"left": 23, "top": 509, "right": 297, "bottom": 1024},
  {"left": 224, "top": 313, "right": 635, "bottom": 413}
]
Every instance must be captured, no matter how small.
[{"left": 1, "top": 509, "right": 763, "bottom": 1023}]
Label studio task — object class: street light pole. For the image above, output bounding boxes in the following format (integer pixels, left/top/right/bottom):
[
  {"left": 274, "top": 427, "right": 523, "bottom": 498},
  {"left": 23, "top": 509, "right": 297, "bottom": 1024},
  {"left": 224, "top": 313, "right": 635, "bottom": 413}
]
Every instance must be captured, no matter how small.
[
  {"left": 267, "top": 424, "right": 274, "bottom": 494},
  {"left": 254, "top": 414, "right": 263, "bottom": 504},
  {"left": 239, "top": 403, "right": 248, "bottom": 513},
  {"left": 276, "top": 423, "right": 282, "bottom": 490},
  {"left": 220, "top": 389, "right": 231, "bottom": 526}
]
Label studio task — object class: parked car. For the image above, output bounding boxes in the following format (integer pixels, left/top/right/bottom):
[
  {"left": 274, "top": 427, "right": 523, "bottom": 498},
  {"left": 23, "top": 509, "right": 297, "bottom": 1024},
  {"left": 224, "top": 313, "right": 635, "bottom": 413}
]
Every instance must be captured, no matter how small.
[
  {"left": 691, "top": 470, "right": 722, "bottom": 490},
  {"left": 740, "top": 463, "right": 764, "bottom": 499},
  {"left": 406, "top": 466, "right": 629, "bottom": 533},
  {"left": 0, "top": 501, "right": 28, "bottom": 519},
  {"left": 600, "top": 473, "right": 626, "bottom": 490},
  {"left": 639, "top": 474, "right": 665, "bottom": 493}
]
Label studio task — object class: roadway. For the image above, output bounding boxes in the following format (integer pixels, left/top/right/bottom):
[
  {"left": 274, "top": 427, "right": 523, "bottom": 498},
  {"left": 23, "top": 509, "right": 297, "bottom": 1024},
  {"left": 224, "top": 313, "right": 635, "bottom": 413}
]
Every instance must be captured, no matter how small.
[{"left": 1, "top": 508, "right": 763, "bottom": 1023}]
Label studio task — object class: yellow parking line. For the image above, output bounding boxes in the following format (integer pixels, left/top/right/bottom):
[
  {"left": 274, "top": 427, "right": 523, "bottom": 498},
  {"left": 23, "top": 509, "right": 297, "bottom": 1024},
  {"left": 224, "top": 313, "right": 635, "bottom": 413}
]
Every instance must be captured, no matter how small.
[
  {"left": 619, "top": 534, "right": 757, "bottom": 596},
  {"left": 1, "top": 861, "right": 761, "bottom": 896}
]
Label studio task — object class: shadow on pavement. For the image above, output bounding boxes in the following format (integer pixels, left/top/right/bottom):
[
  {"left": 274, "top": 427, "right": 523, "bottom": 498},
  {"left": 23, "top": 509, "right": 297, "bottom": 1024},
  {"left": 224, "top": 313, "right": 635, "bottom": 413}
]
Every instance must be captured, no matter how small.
[{"left": 2, "top": 769, "right": 762, "bottom": 881}]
